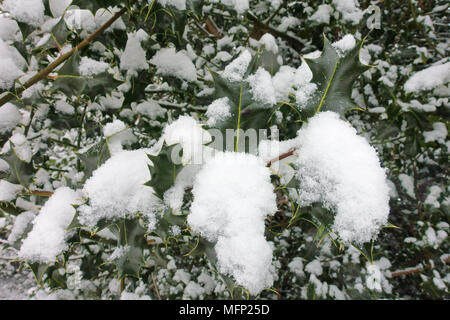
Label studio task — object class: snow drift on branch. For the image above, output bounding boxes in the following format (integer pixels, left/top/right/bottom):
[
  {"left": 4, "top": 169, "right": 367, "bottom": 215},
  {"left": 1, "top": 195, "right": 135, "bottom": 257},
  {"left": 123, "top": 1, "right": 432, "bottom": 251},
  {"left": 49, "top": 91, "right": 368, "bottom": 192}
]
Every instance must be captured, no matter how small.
[
  {"left": 188, "top": 152, "right": 277, "bottom": 295},
  {"left": 19, "top": 187, "right": 81, "bottom": 263},
  {"left": 79, "top": 149, "right": 162, "bottom": 230},
  {"left": 294, "top": 111, "right": 390, "bottom": 243}
]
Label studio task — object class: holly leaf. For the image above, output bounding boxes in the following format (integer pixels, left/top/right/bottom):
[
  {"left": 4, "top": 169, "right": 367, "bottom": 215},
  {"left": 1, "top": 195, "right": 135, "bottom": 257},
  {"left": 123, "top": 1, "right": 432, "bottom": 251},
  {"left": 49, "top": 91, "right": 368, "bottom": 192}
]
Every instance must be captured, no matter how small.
[
  {"left": 51, "top": 17, "right": 70, "bottom": 47},
  {"left": 145, "top": 143, "right": 183, "bottom": 199},
  {"left": 76, "top": 139, "right": 111, "bottom": 180},
  {"left": 302, "top": 36, "right": 371, "bottom": 118},
  {"left": 110, "top": 219, "right": 147, "bottom": 279},
  {"left": 209, "top": 69, "right": 274, "bottom": 152},
  {"left": 53, "top": 51, "right": 122, "bottom": 99},
  {"left": 29, "top": 262, "right": 50, "bottom": 285},
  {"left": 247, "top": 48, "right": 281, "bottom": 76},
  {"left": 151, "top": 208, "right": 186, "bottom": 244},
  {"left": 1, "top": 148, "right": 34, "bottom": 187},
  {"left": 17, "top": 21, "right": 35, "bottom": 41}
]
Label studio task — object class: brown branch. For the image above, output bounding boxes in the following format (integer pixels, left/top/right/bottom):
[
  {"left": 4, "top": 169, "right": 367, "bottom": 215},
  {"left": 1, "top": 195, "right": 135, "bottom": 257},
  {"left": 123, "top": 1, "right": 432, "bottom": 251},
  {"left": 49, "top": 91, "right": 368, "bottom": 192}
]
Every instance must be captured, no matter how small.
[
  {"left": 0, "top": 1, "right": 135, "bottom": 107},
  {"left": 390, "top": 256, "right": 450, "bottom": 277},
  {"left": 23, "top": 189, "right": 54, "bottom": 197},
  {"left": 205, "top": 17, "right": 221, "bottom": 37},
  {"left": 266, "top": 148, "right": 296, "bottom": 167},
  {"left": 152, "top": 272, "right": 163, "bottom": 300}
]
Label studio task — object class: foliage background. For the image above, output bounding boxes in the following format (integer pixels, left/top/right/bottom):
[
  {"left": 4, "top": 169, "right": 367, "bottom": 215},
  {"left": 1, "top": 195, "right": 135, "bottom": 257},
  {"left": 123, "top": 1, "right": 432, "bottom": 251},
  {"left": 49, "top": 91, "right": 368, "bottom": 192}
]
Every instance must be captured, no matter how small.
[{"left": 0, "top": 0, "right": 448, "bottom": 299}]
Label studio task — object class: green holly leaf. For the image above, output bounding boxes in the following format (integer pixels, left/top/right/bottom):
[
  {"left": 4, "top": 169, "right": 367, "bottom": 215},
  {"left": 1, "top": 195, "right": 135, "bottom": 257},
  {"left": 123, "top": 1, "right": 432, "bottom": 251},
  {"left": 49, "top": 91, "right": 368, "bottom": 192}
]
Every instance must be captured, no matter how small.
[
  {"left": 109, "top": 219, "right": 147, "bottom": 279},
  {"left": 51, "top": 17, "right": 70, "bottom": 47},
  {"left": 209, "top": 69, "right": 274, "bottom": 152},
  {"left": 1, "top": 148, "right": 34, "bottom": 187},
  {"left": 76, "top": 139, "right": 111, "bottom": 180},
  {"left": 145, "top": 143, "right": 183, "bottom": 199},
  {"left": 53, "top": 51, "right": 122, "bottom": 99},
  {"left": 29, "top": 262, "right": 50, "bottom": 285},
  {"left": 151, "top": 209, "right": 186, "bottom": 244},
  {"left": 247, "top": 48, "right": 281, "bottom": 76},
  {"left": 17, "top": 21, "right": 35, "bottom": 41},
  {"left": 302, "top": 36, "right": 371, "bottom": 117}
]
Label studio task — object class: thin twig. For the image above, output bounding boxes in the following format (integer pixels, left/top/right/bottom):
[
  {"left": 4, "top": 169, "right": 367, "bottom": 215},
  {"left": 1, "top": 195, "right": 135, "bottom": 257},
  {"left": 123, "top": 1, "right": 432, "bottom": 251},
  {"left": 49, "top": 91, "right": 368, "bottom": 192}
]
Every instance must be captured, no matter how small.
[
  {"left": 266, "top": 148, "right": 296, "bottom": 167},
  {"left": 152, "top": 272, "right": 162, "bottom": 300}
]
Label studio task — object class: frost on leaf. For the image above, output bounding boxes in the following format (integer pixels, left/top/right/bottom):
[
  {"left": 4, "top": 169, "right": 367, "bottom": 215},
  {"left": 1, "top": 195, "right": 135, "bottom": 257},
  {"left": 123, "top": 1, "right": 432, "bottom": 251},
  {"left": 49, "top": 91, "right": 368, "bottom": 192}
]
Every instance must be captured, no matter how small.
[
  {"left": 188, "top": 152, "right": 277, "bottom": 295},
  {"left": 294, "top": 112, "right": 390, "bottom": 244}
]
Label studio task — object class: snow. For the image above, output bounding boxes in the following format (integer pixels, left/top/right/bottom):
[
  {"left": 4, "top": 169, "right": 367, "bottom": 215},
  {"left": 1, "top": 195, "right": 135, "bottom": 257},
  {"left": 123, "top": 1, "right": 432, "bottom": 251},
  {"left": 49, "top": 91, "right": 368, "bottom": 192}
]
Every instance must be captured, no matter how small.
[
  {"left": 332, "top": 0, "right": 363, "bottom": 25},
  {"left": 247, "top": 67, "right": 277, "bottom": 106},
  {"left": 310, "top": 4, "right": 333, "bottom": 25},
  {"left": 259, "top": 33, "right": 278, "bottom": 54},
  {"left": 294, "top": 111, "right": 390, "bottom": 243},
  {"left": 366, "top": 263, "right": 382, "bottom": 291},
  {"left": 424, "top": 186, "right": 442, "bottom": 208},
  {"left": 49, "top": 0, "right": 71, "bottom": 17},
  {"left": 103, "top": 119, "right": 137, "bottom": 154},
  {"left": 0, "top": 103, "right": 22, "bottom": 134},
  {"left": 404, "top": 62, "right": 450, "bottom": 93},
  {"left": 188, "top": 152, "right": 277, "bottom": 295},
  {"left": 164, "top": 164, "right": 201, "bottom": 214},
  {"left": 305, "top": 259, "right": 323, "bottom": 276},
  {"left": 221, "top": 0, "right": 249, "bottom": 14},
  {"left": 163, "top": 116, "right": 212, "bottom": 165},
  {"left": 79, "top": 57, "right": 109, "bottom": 77},
  {"left": 98, "top": 91, "right": 124, "bottom": 110},
  {"left": 222, "top": 50, "right": 252, "bottom": 82},
  {"left": 1, "top": 0, "right": 44, "bottom": 27},
  {"left": 294, "top": 60, "right": 313, "bottom": 86},
  {"left": 288, "top": 257, "right": 305, "bottom": 277},
  {"left": 120, "top": 291, "right": 151, "bottom": 300},
  {"left": 7, "top": 211, "right": 35, "bottom": 245},
  {"left": 0, "top": 39, "right": 26, "bottom": 90},
  {"left": 108, "top": 245, "right": 130, "bottom": 262},
  {"left": 398, "top": 174, "right": 415, "bottom": 198},
  {"left": 94, "top": 8, "right": 126, "bottom": 32},
  {"left": 54, "top": 100, "right": 75, "bottom": 115},
  {"left": 0, "top": 16, "right": 20, "bottom": 42},
  {"left": 332, "top": 34, "right": 356, "bottom": 55},
  {"left": 150, "top": 48, "right": 197, "bottom": 82},
  {"left": 206, "top": 97, "right": 232, "bottom": 127},
  {"left": 0, "top": 180, "right": 23, "bottom": 202},
  {"left": 9, "top": 133, "right": 32, "bottom": 163},
  {"left": 272, "top": 66, "right": 296, "bottom": 101},
  {"left": 120, "top": 31, "right": 149, "bottom": 76},
  {"left": 295, "top": 83, "right": 317, "bottom": 108},
  {"left": 79, "top": 149, "right": 162, "bottom": 230},
  {"left": 64, "top": 9, "right": 97, "bottom": 32},
  {"left": 133, "top": 100, "right": 166, "bottom": 120},
  {"left": 19, "top": 187, "right": 81, "bottom": 263},
  {"left": 159, "top": 0, "right": 186, "bottom": 10},
  {"left": 423, "top": 122, "right": 447, "bottom": 143}
]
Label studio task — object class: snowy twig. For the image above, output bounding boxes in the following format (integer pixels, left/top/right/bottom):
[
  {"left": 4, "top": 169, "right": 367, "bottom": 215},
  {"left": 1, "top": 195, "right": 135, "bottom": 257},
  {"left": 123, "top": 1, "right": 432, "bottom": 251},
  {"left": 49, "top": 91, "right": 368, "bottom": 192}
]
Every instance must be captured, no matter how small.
[{"left": 0, "top": 1, "right": 137, "bottom": 107}]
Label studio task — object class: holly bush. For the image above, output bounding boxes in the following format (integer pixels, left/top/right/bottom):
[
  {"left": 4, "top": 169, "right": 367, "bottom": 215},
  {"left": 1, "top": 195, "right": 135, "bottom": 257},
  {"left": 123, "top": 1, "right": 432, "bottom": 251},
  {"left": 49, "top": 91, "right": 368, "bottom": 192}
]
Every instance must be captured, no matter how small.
[{"left": 0, "top": 0, "right": 448, "bottom": 300}]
